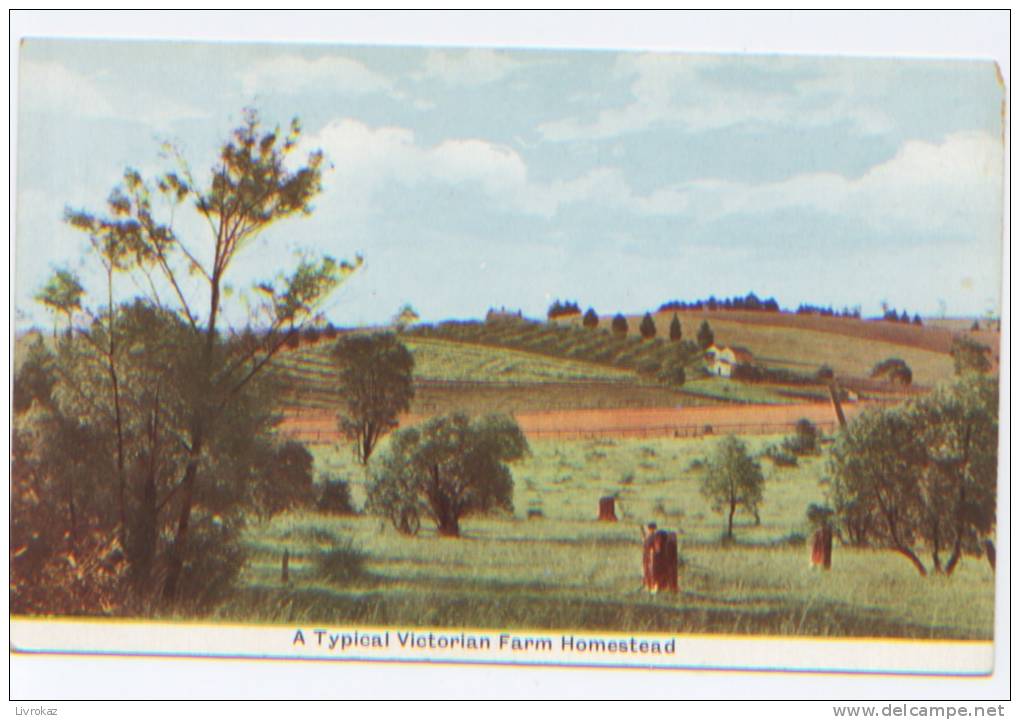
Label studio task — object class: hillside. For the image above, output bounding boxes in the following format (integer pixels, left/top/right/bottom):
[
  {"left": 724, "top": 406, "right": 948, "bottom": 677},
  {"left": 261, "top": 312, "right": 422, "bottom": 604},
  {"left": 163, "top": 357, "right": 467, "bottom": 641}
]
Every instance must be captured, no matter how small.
[{"left": 553, "top": 310, "right": 992, "bottom": 387}]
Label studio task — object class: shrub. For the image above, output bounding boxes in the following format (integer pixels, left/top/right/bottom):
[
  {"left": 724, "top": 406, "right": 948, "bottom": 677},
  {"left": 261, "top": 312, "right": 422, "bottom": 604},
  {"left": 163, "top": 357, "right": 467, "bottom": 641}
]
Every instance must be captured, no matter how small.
[
  {"left": 870, "top": 358, "right": 912, "bottom": 386},
  {"left": 582, "top": 308, "right": 599, "bottom": 329},
  {"left": 611, "top": 314, "right": 629, "bottom": 337},
  {"left": 315, "top": 539, "right": 367, "bottom": 584},
  {"left": 763, "top": 445, "right": 798, "bottom": 467}
]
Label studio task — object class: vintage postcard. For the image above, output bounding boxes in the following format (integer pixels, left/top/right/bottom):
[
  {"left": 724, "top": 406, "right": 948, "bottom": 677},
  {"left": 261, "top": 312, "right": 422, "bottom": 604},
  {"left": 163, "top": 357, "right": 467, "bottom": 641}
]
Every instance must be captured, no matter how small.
[{"left": 10, "top": 29, "right": 1007, "bottom": 695}]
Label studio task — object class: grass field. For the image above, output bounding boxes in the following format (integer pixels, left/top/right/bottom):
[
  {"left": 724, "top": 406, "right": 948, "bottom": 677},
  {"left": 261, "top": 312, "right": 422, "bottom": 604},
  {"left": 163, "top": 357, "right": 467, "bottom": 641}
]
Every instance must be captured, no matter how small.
[{"left": 217, "top": 434, "right": 995, "bottom": 640}]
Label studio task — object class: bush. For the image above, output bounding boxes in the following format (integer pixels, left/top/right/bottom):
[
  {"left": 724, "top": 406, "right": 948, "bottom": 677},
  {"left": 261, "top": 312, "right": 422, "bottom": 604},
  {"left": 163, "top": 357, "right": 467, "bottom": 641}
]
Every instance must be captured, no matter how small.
[
  {"left": 763, "top": 445, "right": 798, "bottom": 467},
  {"left": 317, "top": 477, "right": 356, "bottom": 515},
  {"left": 314, "top": 539, "right": 367, "bottom": 584},
  {"left": 870, "top": 358, "right": 912, "bottom": 386},
  {"left": 782, "top": 418, "right": 820, "bottom": 456},
  {"left": 175, "top": 515, "right": 248, "bottom": 612}
]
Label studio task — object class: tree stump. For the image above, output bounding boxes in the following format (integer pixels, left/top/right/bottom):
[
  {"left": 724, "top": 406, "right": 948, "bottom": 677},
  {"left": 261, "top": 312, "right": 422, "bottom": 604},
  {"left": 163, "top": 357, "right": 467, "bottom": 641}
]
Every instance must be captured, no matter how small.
[
  {"left": 810, "top": 527, "right": 832, "bottom": 570},
  {"left": 641, "top": 524, "right": 678, "bottom": 593},
  {"left": 598, "top": 496, "right": 618, "bottom": 522},
  {"left": 281, "top": 549, "right": 290, "bottom": 583}
]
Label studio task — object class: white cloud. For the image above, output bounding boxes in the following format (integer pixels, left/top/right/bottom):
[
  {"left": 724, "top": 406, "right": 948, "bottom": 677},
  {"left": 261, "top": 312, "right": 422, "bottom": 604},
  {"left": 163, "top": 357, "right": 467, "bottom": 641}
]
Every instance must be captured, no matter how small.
[
  {"left": 304, "top": 116, "right": 1002, "bottom": 249},
  {"left": 19, "top": 59, "right": 208, "bottom": 130},
  {"left": 306, "top": 118, "right": 593, "bottom": 218},
  {"left": 537, "top": 53, "right": 896, "bottom": 142},
  {"left": 20, "top": 60, "right": 115, "bottom": 118},
  {"left": 656, "top": 131, "right": 1002, "bottom": 236},
  {"left": 418, "top": 48, "right": 522, "bottom": 87},
  {"left": 240, "top": 54, "right": 396, "bottom": 97}
]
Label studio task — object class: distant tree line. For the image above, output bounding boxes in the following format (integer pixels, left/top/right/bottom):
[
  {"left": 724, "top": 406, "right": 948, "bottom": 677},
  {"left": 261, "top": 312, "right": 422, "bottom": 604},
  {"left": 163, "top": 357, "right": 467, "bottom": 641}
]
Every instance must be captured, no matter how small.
[
  {"left": 880, "top": 305, "right": 924, "bottom": 325},
  {"left": 547, "top": 299, "right": 581, "bottom": 319},
  {"left": 795, "top": 304, "right": 862, "bottom": 319},
  {"left": 659, "top": 292, "right": 780, "bottom": 313}
]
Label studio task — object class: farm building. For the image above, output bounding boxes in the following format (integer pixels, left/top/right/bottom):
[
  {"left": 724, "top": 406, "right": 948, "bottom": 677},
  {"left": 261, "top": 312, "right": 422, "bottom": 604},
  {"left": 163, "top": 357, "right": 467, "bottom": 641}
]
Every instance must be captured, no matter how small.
[{"left": 704, "top": 343, "right": 755, "bottom": 378}]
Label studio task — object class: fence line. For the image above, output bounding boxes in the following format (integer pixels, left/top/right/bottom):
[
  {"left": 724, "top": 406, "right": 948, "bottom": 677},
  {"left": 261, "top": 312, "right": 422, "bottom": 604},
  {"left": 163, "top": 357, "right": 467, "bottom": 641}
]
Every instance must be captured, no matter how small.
[{"left": 278, "top": 419, "right": 840, "bottom": 445}]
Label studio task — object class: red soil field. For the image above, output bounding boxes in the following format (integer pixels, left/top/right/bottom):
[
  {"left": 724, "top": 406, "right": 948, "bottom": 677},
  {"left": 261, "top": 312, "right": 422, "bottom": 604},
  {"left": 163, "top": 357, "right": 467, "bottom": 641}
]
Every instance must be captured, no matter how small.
[{"left": 279, "top": 400, "right": 875, "bottom": 444}]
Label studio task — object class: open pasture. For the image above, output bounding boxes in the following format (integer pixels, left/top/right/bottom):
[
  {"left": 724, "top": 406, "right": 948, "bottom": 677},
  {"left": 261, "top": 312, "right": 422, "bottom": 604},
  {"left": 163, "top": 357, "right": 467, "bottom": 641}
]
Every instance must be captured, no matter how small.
[{"left": 222, "top": 435, "right": 995, "bottom": 640}]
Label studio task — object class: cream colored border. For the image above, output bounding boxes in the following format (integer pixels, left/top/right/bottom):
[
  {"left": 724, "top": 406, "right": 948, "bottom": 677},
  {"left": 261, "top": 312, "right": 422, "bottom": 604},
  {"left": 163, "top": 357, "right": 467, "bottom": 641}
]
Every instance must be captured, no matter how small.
[{"left": 10, "top": 617, "right": 993, "bottom": 676}]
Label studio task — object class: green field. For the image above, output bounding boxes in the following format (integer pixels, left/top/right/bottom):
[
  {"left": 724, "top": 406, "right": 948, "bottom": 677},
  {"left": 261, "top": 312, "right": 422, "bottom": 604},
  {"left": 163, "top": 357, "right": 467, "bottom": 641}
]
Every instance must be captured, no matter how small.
[{"left": 215, "top": 435, "right": 995, "bottom": 639}]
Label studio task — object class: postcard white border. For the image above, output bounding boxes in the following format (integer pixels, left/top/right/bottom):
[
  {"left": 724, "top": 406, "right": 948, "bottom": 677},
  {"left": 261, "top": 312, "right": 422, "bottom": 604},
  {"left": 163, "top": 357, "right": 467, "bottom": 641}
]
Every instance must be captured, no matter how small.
[{"left": 7, "top": 9, "right": 1011, "bottom": 702}]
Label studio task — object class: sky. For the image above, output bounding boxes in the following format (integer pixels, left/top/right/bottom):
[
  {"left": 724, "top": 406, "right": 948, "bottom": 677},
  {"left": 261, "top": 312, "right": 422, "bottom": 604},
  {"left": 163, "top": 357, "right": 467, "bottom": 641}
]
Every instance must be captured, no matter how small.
[{"left": 14, "top": 38, "right": 1006, "bottom": 330}]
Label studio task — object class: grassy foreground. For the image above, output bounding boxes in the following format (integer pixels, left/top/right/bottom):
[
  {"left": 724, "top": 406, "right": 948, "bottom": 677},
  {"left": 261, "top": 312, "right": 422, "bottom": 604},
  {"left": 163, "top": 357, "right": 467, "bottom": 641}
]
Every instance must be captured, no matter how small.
[{"left": 212, "top": 436, "right": 994, "bottom": 640}]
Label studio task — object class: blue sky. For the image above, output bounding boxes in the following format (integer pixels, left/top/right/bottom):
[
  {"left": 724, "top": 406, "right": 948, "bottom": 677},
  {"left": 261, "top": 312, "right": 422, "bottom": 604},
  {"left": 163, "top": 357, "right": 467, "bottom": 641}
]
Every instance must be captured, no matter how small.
[{"left": 15, "top": 39, "right": 1005, "bottom": 328}]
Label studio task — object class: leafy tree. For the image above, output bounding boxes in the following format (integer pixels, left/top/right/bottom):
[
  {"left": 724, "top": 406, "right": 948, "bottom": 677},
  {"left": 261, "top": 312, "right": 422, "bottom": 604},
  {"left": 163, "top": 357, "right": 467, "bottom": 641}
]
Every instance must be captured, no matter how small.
[
  {"left": 639, "top": 312, "right": 657, "bottom": 340},
  {"left": 669, "top": 313, "right": 682, "bottom": 342},
  {"left": 35, "top": 268, "right": 84, "bottom": 337},
  {"left": 827, "top": 376, "right": 997, "bottom": 575},
  {"left": 611, "top": 313, "right": 628, "bottom": 337},
  {"left": 334, "top": 333, "right": 415, "bottom": 464},
  {"left": 701, "top": 435, "right": 765, "bottom": 540},
  {"left": 367, "top": 414, "right": 529, "bottom": 537},
  {"left": 51, "top": 108, "right": 356, "bottom": 604},
  {"left": 870, "top": 358, "right": 912, "bottom": 386},
  {"left": 950, "top": 335, "right": 992, "bottom": 375},
  {"left": 582, "top": 307, "right": 599, "bottom": 329},
  {"left": 696, "top": 320, "right": 714, "bottom": 350}
]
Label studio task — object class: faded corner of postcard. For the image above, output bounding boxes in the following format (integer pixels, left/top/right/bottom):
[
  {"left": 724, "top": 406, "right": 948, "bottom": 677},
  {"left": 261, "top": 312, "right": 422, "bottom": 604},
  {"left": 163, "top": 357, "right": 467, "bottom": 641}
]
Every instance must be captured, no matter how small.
[{"left": 11, "top": 38, "right": 1004, "bottom": 681}]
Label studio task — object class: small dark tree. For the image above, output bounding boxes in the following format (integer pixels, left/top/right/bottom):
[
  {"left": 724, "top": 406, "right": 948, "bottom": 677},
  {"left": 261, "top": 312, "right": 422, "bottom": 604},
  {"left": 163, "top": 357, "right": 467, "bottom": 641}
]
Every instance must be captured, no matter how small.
[
  {"left": 783, "top": 418, "right": 820, "bottom": 456},
  {"left": 367, "top": 414, "right": 529, "bottom": 537},
  {"left": 950, "top": 335, "right": 992, "bottom": 376},
  {"left": 334, "top": 333, "right": 415, "bottom": 464},
  {"left": 697, "top": 320, "right": 715, "bottom": 350},
  {"left": 913, "top": 314, "right": 923, "bottom": 326},
  {"left": 871, "top": 358, "right": 912, "bottom": 386},
  {"left": 701, "top": 435, "right": 765, "bottom": 540},
  {"left": 639, "top": 312, "right": 657, "bottom": 340},
  {"left": 611, "top": 314, "right": 629, "bottom": 337},
  {"left": 582, "top": 308, "right": 599, "bottom": 329},
  {"left": 669, "top": 313, "right": 682, "bottom": 342}
]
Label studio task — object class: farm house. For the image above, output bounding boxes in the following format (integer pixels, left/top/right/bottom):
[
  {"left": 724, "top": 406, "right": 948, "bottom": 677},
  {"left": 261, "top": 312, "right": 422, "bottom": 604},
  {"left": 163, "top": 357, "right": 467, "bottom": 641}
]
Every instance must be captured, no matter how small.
[{"left": 704, "top": 344, "right": 755, "bottom": 378}]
